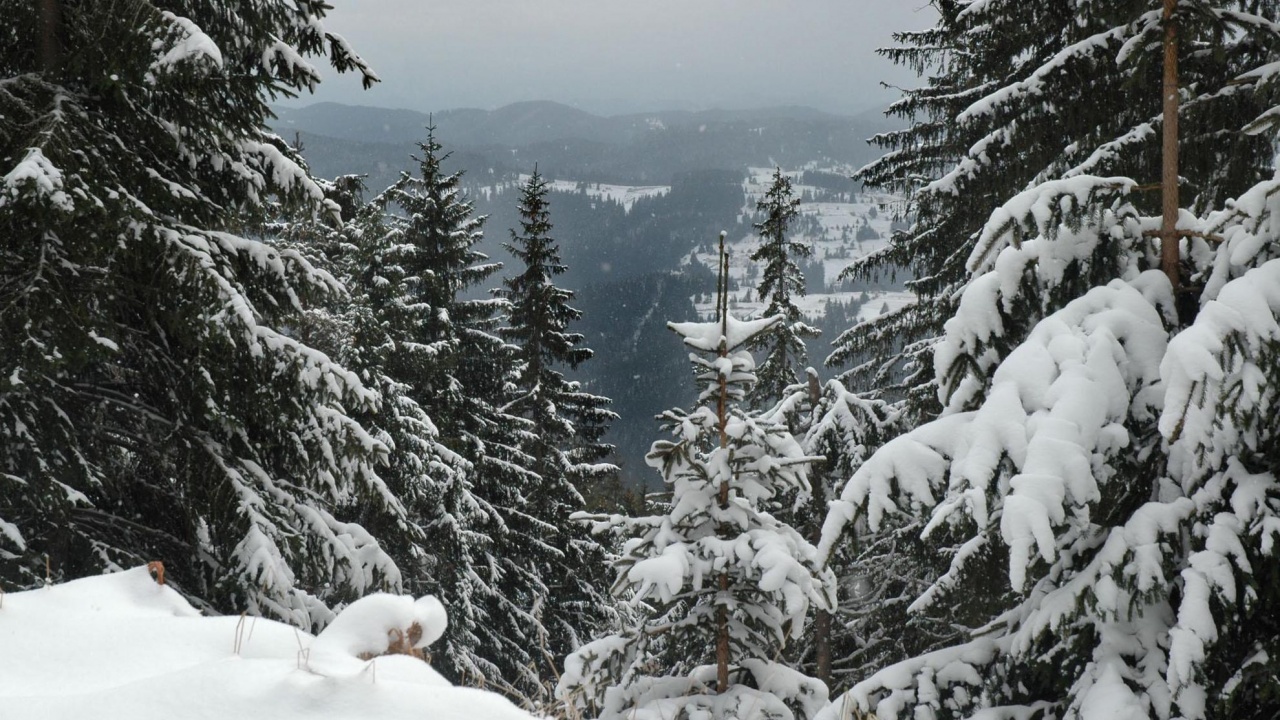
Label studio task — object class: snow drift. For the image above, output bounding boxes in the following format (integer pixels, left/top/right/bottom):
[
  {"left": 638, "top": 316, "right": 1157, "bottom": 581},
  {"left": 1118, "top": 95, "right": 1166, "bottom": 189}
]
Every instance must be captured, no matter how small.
[{"left": 0, "top": 566, "right": 534, "bottom": 720}]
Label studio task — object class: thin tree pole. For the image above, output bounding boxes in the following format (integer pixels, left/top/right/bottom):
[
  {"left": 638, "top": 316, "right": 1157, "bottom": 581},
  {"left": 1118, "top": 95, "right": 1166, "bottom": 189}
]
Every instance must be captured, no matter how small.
[
  {"left": 715, "top": 231, "right": 731, "bottom": 694},
  {"left": 1161, "top": 0, "right": 1181, "bottom": 294},
  {"left": 39, "top": 0, "right": 62, "bottom": 74},
  {"left": 807, "top": 370, "right": 832, "bottom": 687}
]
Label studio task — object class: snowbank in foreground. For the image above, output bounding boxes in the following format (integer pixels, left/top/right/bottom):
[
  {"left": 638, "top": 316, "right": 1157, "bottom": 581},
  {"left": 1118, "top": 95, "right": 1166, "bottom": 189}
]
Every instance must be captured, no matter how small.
[{"left": 0, "top": 567, "right": 534, "bottom": 720}]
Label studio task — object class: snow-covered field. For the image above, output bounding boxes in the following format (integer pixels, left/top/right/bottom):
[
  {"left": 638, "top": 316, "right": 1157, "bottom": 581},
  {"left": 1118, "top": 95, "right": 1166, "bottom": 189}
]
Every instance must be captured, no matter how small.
[
  {"left": 479, "top": 176, "right": 670, "bottom": 213},
  {"left": 476, "top": 165, "right": 915, "bottom": 327},
  {"left": 691, "top": 167, "right": 912, "bottom": 324},
  {"left": 0, "top": 567, "right": 533, "bottom": 720},
  {"left": 544, "top": 178, "right": 670, "bottom": 212}
]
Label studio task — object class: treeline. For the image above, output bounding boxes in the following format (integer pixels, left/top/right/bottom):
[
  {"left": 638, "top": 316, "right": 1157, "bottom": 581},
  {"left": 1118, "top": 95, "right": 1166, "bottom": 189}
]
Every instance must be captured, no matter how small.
[
  {"left": 0, "top": 3, "right": 621, "bottom": 708},
  {"left": 9, "top": 3, "right": 1280, "bottom": 720}
]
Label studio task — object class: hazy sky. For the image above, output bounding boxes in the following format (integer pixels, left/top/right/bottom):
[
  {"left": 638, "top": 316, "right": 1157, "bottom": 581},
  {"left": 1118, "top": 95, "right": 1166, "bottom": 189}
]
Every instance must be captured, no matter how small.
[{"left": 299, "top": 1, "right": 936, "bottom": 116}]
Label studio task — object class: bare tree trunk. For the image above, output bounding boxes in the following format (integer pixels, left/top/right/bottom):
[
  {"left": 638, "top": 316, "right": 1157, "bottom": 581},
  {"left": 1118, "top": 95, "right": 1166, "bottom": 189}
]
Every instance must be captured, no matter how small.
[
  {"left": 715, "top": 232, "right": 731, "bottom": 694},
  {"left": 806, "top": 371, "right": 832, "bottom": 688},
  {"left": 39, "top": 0, "right": 62, "bottom": 74},
  {"left": 1161, "top": 0, "right": 1181, "bottom": 294}
]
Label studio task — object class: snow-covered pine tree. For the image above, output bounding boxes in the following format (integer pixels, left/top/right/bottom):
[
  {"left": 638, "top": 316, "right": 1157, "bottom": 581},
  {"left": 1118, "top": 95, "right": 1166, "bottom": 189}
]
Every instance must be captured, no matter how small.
[
  {"left": 270, "top": 175, "right": 480, "bottom": 617},
  {"left": 496, "top": 170, "right": 620, "bottom": 672},
  {"left": 320, "top": 178, "right": 516, "bottom": 696},
  {"left": 0, "top": 0, "right": 405, "bottom": 626},
  {"left": 814, "top": 1, "right": 1280, "bottom": 717},
  {"left": 559, "top": 239, "right": 835, "bottom": 720},
  {"left": 749, "top": 168, "right": 819, "bottom": 409},
  {"left": 765, "top": 373, "right": 910, "bottom": 691},
  {"left": 832, "top": 0, "right": 1276, "bottom": 421},
  {"left": 374, "top": 129, "right": 552, "bottom": 702}
]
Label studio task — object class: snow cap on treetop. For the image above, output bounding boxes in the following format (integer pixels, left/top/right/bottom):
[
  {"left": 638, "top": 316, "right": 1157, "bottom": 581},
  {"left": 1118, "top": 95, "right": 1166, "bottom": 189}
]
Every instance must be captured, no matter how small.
[{"left": 669, "top": 315, "right": 784, "bottom": 353}]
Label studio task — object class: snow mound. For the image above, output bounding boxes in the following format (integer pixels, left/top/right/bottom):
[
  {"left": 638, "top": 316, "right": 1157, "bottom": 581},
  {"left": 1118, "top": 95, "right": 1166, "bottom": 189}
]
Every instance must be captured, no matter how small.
[
  {"left": 312, "top": 593, "right": 448, "bottom": 660},
  {"left": 0, "top": 567, "right": 532, "bottom": 720}
]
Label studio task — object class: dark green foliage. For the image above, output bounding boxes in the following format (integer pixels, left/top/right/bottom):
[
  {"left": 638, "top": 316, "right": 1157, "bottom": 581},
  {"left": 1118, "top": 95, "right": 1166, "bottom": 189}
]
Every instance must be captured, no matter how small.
[
  {"left": 0, "top": 0, "right": 397, "bottom": 625},
  {"left": 831, "top": 0, "right": 1278, "bottom": 417},
  {"left": 370, "top": 127, "right": 550, "bottom": 698},
  {"left": 496, "top": 170, "right": 620, "bottom": 685},
  {"left": 748, "top": 168, "right": 819, "bottom": 409}
]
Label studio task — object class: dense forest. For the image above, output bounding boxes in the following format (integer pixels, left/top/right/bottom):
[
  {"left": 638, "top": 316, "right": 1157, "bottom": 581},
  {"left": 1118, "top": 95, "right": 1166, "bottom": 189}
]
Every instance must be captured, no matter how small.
[{"left": 4, "top": 1, "right": 1280, "bottom": 720}]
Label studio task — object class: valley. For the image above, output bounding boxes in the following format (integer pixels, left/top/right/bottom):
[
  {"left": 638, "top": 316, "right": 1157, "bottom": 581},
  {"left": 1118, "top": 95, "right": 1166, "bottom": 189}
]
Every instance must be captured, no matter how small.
[{"left": 273, "top": 101, "right": 912, "bottom": 486}]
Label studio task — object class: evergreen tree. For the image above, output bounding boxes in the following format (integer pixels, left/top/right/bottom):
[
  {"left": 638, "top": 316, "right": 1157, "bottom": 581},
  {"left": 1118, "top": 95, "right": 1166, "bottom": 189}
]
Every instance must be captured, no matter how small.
[
  {"left": 497, "top": 171, "right": 620, "bottom": 672},
  {"left": 831, "top": 0, "right": 1276, "bottom": 419},
  {"left": 766, "top": 373, "right": 908, "bottom": 689},
  {"left": 271, "top": 174, "right": 472, "bottom": 614},
  {"left": 0, "top": 0, "right": 403, "bottom": 625},
  {"left": 376, "top": 130, "right": 550, "bottom": 702},
  {"left": 559, "top": 252, "right": 834, "bottom": 720},
  {"left": 815, "top": 1, "right": 1280, "bottom": 717},
  {"left": 749, "top": 168, "right": 818, "bottom": 409}
]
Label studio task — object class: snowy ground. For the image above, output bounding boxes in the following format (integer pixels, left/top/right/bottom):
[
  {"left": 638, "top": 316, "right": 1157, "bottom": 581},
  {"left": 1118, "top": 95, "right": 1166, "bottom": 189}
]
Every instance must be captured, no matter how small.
[
  {"left": 691, "top": 167, "right": 912, "bottom": 323},
  {"left": 478, "top": 176, "right": 670, "bottom": 213},
  {"left": 0, "top": 567, "right": 534, "bottom": 720},
  {"left": 474, "top": 165, "right": 916, "bottom": 325}
]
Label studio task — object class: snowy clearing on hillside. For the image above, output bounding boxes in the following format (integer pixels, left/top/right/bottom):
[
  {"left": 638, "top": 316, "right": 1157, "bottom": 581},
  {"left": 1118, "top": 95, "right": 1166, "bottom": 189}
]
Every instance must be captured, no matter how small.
[
  {"left": 0, "top": 567, "right": 534, "bottom": 720},
  {"left": 478, "top": 176, "right": 670, "bottom": 213},
  {"left": 689, "top": 167, "right": 913, "bottom": 324}
]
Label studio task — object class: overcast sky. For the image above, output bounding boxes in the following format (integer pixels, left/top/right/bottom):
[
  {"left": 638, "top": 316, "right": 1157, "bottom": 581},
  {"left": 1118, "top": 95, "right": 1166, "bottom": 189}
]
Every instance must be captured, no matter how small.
[{"left": 298, "top": 1, "right": 936, "bottom": 117}]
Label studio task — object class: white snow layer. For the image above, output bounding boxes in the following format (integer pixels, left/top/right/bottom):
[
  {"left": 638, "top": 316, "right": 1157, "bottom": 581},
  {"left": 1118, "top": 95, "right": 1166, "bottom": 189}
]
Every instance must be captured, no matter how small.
[
  {"left": 0, "top": 567, "right": 533, "bottom": 720},
  {"left": 154, "top": 12, "right": 225, "bottom": 70},
  {"left": 822, "top": 273, "right": 1170, "bottom": 588},
  {"left": 2, "top": 147, "right": 74, "bottom": 212},
  {"left": 670, "top": 314, "right": 783, "bottom": 353}
]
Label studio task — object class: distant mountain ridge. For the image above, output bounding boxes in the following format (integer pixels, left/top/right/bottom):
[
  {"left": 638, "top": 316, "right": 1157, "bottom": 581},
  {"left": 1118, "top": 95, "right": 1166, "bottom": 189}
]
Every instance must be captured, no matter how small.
[
  {"left": 271, "top": 100, "right": 871, "bottom": 148},
  {"left": 271, "top": 100, "right": 895, "bottom": 190}
]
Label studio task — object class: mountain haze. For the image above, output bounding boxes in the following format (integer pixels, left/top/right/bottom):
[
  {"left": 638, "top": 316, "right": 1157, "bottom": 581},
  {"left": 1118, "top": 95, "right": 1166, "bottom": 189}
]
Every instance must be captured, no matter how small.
[
  {"left": 272, "top": 101, "right": 894, "bottom": 190},
  {"left": 274, "top": 101, "right": 901, "bottom": 486}
]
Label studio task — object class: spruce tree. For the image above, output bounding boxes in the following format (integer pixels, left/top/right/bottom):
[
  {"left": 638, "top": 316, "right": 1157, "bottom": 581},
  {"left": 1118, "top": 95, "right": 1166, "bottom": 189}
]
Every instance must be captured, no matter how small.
[
  {"left": 831, "top": 0, "right": 1277, "bottom": 419},
  {"left": 766, "top": 373, "right": 907, "bottom": 690},
  {"left": 559, "top": 241, "right": 834, "bottom": 720},
  {"left": 497, "top": 171, "right": 619, "bottom": 672},
  {"left": 376, "top": 130, "right": 552, "bottom": 702},
  {"left": 273, "top": 175, "right": 472, "bottom": 611},
  {"left": 749, "top": 168, "right": 818, "bottom": 409},
  {"left": 815, "top": 1, "right": 1280, "bottom": 717},
  {"left": 0, "top": 0, "right": 403, "bottom": 625}
]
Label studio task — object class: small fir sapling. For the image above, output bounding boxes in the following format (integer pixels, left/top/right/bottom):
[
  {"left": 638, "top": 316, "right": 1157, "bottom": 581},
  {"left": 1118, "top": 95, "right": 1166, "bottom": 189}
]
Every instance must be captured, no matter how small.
[{"left": 559, "top": 234, "right": 834, "bottom": 720}]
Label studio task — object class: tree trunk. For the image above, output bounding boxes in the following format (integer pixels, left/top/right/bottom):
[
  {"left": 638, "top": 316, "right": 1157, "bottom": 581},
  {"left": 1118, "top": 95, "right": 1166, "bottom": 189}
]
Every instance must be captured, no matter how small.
[
  {"left": 715, "top": 232, "right": 731, "bottom": 694},
  {"left": 807, "top": 371, "right": 832, "bottom": 688},
  {"left": 1161, "top": 0, "right": 1180, "bottom": 294},
  {"left": 39, "top": 0, "right": 62, "bottom": 75}
]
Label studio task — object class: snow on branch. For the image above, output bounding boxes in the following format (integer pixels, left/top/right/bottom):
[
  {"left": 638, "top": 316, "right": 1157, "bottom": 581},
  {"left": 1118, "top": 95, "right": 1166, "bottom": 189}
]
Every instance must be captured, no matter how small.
[
  {"left": 966, "top": 177, "right": 1137, "bottom": 274},
  {"left": 1162, "top": 260, "right": 1280, "bottom": 454},
  {"left": 669, "top": 314, "right": 783, "bottom": 353},
  {"left": 1157, "top": 264, "right": 1280, "bottom": 715},
  {"left": 822, "top": 276, "right": 1169, "bottom": 591},
  {"left": 152, "top": 12, "right": 224, "bottom": 73},
  {"left": 956, "top": 26, "right": 1129, "bottom": 125},
  {"left": 1202, "top": 176, "right": 1280, "bottom": 299},
  {"left": 239, "top": 138, "right": 327, "bottom": 205},
  {"left": 1, "top": 148, "right": 74, "bottom": 213}
]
